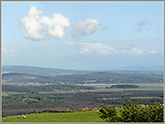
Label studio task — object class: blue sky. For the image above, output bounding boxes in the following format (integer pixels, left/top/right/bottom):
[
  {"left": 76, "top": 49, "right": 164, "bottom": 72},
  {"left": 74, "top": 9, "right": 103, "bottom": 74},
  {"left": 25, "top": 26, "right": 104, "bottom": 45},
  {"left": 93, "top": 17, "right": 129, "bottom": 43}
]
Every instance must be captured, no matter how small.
[{"left": 2, "top": 1, "right": 164, "bottom": 71}]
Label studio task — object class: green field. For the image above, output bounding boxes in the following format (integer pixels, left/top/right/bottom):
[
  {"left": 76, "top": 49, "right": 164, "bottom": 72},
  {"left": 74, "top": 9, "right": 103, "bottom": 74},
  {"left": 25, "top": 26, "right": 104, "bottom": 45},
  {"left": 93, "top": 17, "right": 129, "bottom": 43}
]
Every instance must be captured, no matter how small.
[
  {"left": 2, "top": 111, "right": 105, "bottom": 122},
  {"left": 2, "top": 104, "right": 163, "bottom": 122},
  {"left": 2, "top": 91, "right": 27, "bottom": 96}
]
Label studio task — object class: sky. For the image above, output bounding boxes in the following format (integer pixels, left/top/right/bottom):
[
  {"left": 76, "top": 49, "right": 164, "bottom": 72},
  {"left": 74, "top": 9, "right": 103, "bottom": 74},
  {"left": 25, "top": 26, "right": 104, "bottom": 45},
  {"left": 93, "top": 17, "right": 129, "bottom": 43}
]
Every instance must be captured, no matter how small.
[{"left": 1, "top": 1, "right": 164, "bottom": 71}]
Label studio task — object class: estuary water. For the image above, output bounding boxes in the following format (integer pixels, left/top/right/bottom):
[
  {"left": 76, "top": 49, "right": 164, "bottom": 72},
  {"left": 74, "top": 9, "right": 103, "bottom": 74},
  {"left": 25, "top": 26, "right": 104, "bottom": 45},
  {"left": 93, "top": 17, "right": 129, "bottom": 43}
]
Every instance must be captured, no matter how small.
[{"left": 83, "top": 84, "right": 163, "bottom": 88}]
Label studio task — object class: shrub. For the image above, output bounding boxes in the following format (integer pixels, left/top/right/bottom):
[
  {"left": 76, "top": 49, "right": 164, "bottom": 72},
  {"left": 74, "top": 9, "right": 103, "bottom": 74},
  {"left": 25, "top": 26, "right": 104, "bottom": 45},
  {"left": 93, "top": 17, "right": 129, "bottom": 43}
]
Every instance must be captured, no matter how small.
[
  {"left": 99, "top": 99, "right": 163, "bottom": 122},
  {"left": 99, "top": 104, "right": 122, "bottom": 122}
]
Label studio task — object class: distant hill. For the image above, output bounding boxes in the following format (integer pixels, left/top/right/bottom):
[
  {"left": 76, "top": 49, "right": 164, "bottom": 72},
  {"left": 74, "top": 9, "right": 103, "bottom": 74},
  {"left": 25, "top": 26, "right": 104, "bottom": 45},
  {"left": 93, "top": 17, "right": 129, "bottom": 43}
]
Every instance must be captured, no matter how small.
[
  {"left": 2, "top": 71, "right": 163, "bottom": 84},
  {"left": 1, "top": 65, "right": 163, "bottom": 84},
  {"left": 109, "top": 70, "right": 163, "bottom": 77},
  {"left": 2, "top": 65, "right": 163, "bottom": 77},
  {"left": 110, "top": 65, "right": 163, "bottom": 72},
  {"left": 2, "top": 73, "right": 42, "bottom": 82},
  {"left": 2, "top": 65, "right": 91, "bottom": 76}
]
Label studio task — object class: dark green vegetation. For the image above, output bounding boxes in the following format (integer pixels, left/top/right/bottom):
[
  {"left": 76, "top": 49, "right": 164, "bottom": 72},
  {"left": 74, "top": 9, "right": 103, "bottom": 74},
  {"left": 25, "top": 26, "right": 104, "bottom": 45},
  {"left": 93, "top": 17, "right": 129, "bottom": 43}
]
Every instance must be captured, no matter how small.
[
  {"left": 110, "top": 84, "right": 140, "bottom": 88},
  {"left": 99, "top": 99, "right": 164, "bottom": 122},
  {"left": 2, "top": 84, "right": 96, "bottom": 93},
  {"left": 2, "top": 84, "right": 163, "bottom": 117}
]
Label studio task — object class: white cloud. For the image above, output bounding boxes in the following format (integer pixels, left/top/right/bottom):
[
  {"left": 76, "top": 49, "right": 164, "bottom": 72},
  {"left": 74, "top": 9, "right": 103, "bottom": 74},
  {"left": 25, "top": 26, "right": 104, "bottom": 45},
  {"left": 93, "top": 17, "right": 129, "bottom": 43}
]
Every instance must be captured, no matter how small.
[
  {"left": 20, "top": 6, "right": 70, "bottom": 41},
  {"left": 146, "top": 50, "right": 158, "bottom": 54},
  {"left": 39, "top": 13, "right": 70, "bottom": 39},
  {"left": 75, "top": 18, "right": 100, "bottom": 36},
  {"left": 118, "top": 43, "right": 158, "bottom": 55},
  {"left": 130, "top": 48, "right": 144, "bottom": 55},
  {"left": 118, "top": 44, "right": 131, "bottom": 50},
  {"left": 2, "top": 44, "right": 18, "bottom": 58},
  {"left": 68, "top": 42, "right": 114, "bottom": 55},
  {"left": 80, "top": 43, "right": 114, "bottom": 55},
  {"left": 20, "top": 6, "right": 44, "bottom": 40},
  {"left": 67, "top": 42, "right": 158, "bottom": 56},
  {"left": 135, "top": 18, "right": 149, "bottom": 33},
  {"left": 118, "top": 45, "right": 143, "bottom": 55}
]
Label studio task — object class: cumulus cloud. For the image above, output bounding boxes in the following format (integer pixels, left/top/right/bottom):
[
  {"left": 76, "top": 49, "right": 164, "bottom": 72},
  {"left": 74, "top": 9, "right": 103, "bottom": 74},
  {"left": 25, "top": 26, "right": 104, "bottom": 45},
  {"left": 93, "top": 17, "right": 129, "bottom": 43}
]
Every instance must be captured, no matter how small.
[
  {"left": 39, "top": 13, "right": 70, "bottom": 39},
  {"left": 20, "top": 6, "right": 70, "bottom": 41},
  {"left": 135, "top": 18, "right": 149, "bottom": 33},
  {"left": 20, "top": 6, "right": 44, "bottom": 40},
  {"left": 75, "top": 18, "right": 101, "bottom": 36}
]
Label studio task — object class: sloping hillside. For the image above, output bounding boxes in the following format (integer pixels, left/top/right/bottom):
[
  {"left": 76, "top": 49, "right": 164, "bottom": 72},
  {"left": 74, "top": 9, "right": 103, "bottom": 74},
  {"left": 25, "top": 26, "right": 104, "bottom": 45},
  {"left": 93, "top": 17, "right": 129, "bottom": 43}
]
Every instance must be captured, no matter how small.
[
  {"left": 2, "top": 71, "right": 163, "bottom": 84},
  {"left": 2, "top": 73, "right": 42, "bottom": 81},
  {"left": 2, "top": 65, "right": 163, "bottom": 84},
  {"left": 2, "top": 65, "right": 91, "bottom": 76}
]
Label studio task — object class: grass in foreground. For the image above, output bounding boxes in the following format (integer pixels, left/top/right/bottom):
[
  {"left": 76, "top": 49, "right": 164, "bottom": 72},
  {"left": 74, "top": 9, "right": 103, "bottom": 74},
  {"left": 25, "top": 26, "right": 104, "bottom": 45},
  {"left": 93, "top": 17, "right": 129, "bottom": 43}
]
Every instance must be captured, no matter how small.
[{"left": 2, "top": 111, "right": 105, "bottom": 122}]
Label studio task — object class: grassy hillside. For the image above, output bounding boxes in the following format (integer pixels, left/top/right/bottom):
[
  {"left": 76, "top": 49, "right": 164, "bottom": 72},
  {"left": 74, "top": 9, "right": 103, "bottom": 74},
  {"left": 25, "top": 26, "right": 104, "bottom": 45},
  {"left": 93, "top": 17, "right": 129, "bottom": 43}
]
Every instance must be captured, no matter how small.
[
  {"left": 2, "top": 111, "right": 105, "bottom": 122},
  {"left": 2, "top": 100, "right": 163, "bottom": 122}
]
